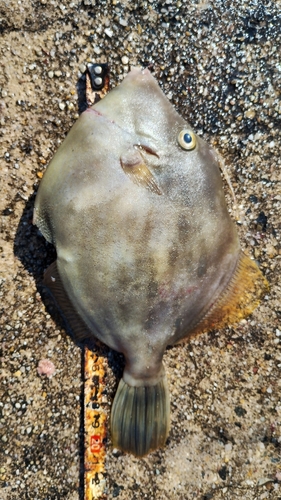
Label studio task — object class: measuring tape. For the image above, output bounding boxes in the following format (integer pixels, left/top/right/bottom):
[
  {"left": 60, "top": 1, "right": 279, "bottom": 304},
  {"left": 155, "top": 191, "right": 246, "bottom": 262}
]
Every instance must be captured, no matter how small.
[
  {"left": 84, "top": 347, "right": 107, "bottom": 499},
  {"left": 83, "top": 64, "right": 110, "bottom": 500}
]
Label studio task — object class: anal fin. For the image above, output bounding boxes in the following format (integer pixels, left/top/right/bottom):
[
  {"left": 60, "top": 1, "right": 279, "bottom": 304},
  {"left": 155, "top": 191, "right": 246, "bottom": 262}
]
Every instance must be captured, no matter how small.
[
  {"left": 190, "top": 251, "right": 269, "bottom": 337},
  {"left": 44, "top": 261, "right": 94, "bottom": 344}
]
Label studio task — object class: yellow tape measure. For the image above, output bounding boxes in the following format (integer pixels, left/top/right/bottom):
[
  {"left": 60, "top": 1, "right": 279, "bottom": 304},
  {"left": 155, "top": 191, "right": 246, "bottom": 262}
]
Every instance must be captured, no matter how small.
[
  {"left": 83, "top": 64, "right": 110, "bottom": 499},
  {"left": 84, "top": 347, "right": 107, "bottom": 499}
]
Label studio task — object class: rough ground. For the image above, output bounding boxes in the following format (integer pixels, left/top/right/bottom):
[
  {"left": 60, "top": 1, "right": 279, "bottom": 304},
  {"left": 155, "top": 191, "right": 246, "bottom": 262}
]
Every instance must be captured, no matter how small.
[{"left": 1, "top": 1, "right": 280, "bottom": 499}]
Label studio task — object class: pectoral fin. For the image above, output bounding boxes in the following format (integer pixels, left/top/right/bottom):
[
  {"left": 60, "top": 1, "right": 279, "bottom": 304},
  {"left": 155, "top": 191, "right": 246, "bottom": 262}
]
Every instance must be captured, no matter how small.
[{"left": 120, "top": 148, "right": 162, "bottom": 195}]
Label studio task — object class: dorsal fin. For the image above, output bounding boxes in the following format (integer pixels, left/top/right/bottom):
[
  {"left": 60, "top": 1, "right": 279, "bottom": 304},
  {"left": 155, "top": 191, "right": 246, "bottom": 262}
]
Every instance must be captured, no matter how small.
[
  {"left": 120, "top": 148, "right": 162, "bottom": 195},
  {"left": 44, "top": 261, "right": 94, "bottom": 344}
]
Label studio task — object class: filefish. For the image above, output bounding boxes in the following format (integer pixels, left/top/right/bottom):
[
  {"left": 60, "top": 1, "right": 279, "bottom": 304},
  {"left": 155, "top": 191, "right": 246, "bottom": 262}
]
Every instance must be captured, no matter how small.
[{"left": 34, "top": 67, "right": 267, "bottom": 457}]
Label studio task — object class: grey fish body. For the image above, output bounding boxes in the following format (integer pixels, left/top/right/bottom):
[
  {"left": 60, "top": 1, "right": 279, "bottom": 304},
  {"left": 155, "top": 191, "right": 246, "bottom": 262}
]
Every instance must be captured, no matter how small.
[{"left": 34, "top": 68, "right": 267, "bottom": 456}]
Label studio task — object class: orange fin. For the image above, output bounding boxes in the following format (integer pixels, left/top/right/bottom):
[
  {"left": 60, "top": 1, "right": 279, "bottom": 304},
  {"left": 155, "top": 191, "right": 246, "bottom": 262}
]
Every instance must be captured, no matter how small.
[
  {"left": 44, "top": 261, "right": 94, "bottom": 344},
  {"left": 191, "top": 251, "right": 269, "bottom": 336},
  {"left": 120, "top": 148, "right": 162, "bottom": 195}
]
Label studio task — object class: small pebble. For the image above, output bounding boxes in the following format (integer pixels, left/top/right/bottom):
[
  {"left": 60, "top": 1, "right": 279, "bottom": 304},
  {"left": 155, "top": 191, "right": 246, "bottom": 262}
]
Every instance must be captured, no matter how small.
[
  {"left": 121, "top": 56, "right": 129, "bottom": 65},
  {"left": 244, "top": 109, "right": 256, "bottom": 119},
  {"left": 119, "top": 18, "right": 128, "bottom": 27},
  {"left": 257, "top": 477, "right": 272, "bottom": 486},
  {"left": 104, "top": 28, "right": 113, "bottom": 38},
  {"left": 37, "top": 359, "right": 56, "bottom": 377},
  {"left": 225, "top": 443, "right": 232, "bottom": 454}
]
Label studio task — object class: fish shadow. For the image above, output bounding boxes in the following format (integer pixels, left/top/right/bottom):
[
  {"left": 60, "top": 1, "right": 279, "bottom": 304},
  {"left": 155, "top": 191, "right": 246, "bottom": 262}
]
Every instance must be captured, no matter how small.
[{"left": 14, "top": 193, "right": 124, "bottom": 498}]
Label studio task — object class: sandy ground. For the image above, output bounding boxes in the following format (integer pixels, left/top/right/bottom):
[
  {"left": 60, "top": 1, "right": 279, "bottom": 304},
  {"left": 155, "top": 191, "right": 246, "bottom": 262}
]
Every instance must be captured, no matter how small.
[{"left": 1, "top": 0, "right": 280, "bottom": 499}]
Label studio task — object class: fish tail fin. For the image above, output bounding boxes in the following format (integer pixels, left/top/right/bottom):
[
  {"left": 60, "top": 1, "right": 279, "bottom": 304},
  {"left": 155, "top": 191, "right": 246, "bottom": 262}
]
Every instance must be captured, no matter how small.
[{"left": 111, "top": 369, "right": 170, "bottom": 457}]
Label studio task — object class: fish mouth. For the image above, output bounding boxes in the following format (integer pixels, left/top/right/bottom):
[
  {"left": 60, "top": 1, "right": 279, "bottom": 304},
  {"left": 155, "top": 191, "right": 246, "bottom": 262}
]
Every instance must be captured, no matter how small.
[{"left": 123, "top": 66, "right": 154, "bottom": 83}]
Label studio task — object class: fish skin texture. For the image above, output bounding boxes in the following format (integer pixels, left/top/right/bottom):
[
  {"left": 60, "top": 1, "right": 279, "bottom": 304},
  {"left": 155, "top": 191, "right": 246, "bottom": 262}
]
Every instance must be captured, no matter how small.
[{"left": 34, "top": 67, "right": 267, "bottom": 456}]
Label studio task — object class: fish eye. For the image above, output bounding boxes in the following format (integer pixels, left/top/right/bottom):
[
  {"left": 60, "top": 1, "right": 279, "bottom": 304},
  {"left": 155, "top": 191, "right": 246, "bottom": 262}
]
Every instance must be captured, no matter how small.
[{"left": 178, "top": 129, "right": 197, "bottom": 151}]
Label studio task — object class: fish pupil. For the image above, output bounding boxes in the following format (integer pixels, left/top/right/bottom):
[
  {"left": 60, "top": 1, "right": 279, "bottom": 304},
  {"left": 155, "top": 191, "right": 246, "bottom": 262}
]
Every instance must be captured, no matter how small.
[{"left": 183, "top": 133, "right": 192, "bottom": 144}]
